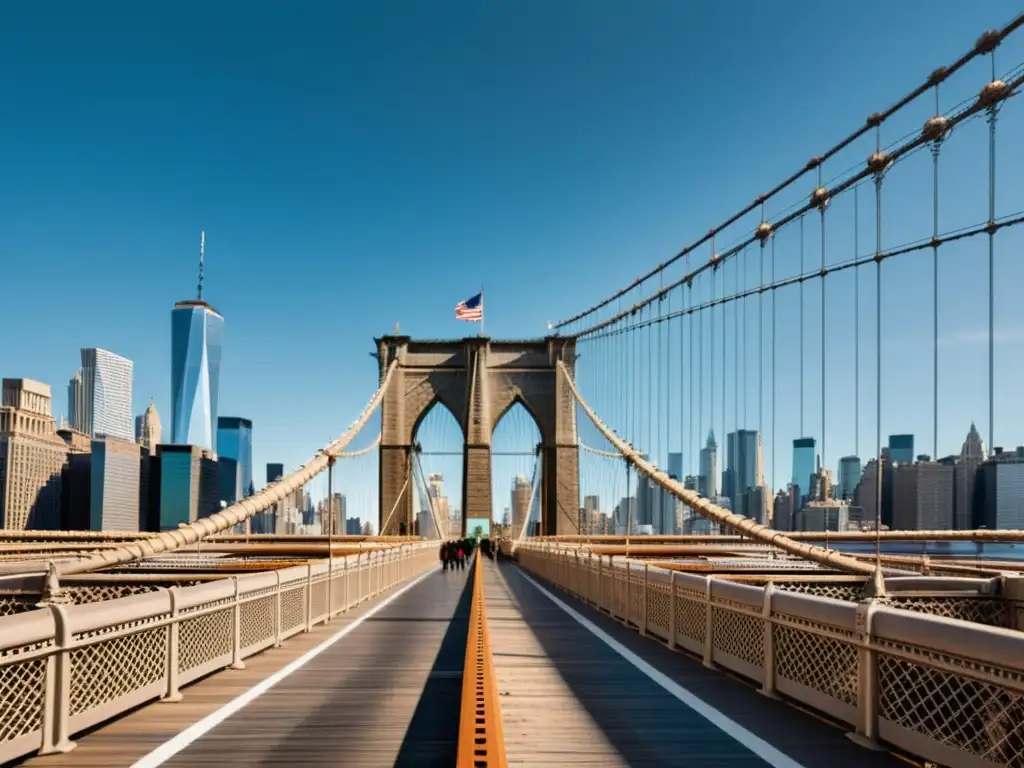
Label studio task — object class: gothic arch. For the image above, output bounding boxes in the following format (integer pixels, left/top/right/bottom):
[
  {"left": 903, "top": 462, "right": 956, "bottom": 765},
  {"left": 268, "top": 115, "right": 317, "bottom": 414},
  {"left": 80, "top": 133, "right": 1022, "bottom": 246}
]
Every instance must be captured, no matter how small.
[
  {"left": 376, "top": 336, "right": 578, "bottom": 536},
  {"left": 411, "top": 395, "right": 466, "bottom": 445}
]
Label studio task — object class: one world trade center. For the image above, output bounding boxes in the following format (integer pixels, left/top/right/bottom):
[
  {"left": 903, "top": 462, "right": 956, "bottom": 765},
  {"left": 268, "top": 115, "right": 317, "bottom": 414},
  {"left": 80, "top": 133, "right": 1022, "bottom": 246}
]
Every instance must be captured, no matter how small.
[{"left": 170, "top": 232, "right": 224, "bottom": 454}]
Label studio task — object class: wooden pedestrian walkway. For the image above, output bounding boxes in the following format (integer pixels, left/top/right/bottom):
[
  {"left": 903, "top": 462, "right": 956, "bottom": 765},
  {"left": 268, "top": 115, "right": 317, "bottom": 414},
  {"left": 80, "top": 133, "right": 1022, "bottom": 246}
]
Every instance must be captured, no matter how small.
[
  {"left": 484, "top": 556, "right": 904, "bottom": 768},
  {"left": 12, "top": 555, "right": 913, "bottom": 768},
  {"left": 16, "top": 566, "right": 473, "bottom": 768}
]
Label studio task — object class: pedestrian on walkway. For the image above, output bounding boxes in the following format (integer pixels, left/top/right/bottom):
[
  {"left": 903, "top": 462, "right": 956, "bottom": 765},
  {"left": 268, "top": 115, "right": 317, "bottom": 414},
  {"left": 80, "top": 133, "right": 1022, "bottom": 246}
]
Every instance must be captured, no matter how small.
[{"left": 439, "top": 542, "right": 449, "bottom": 571}]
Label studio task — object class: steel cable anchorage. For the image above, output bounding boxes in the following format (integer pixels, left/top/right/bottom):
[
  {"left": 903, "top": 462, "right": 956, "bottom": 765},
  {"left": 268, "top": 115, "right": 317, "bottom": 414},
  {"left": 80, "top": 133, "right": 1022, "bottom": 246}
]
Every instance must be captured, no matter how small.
[
  {"left": 57, "top": 361, "right": 401, "bottom": 577},
  {"left": 558, "top": 362, "right": 877, "bottom": 576}
]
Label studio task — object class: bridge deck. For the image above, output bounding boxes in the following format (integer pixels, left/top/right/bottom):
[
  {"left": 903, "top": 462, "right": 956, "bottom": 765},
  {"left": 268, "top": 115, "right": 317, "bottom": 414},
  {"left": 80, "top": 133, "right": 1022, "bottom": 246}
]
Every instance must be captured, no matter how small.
[
  {"left": 486, "top": 556, "right": 905, "bottom": 768},
  {"left": 15, "top": 557, "right": 914, "bottom": 768},
  {"left": 17, "top": 565, "right": 472, "bottom": 768}
]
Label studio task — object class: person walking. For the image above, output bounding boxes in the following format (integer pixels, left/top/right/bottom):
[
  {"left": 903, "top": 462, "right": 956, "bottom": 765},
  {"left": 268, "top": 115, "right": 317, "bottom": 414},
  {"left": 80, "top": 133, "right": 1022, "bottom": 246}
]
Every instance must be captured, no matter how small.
[{"left": 439, "top": 541, "right": 449, "bottom": 571}]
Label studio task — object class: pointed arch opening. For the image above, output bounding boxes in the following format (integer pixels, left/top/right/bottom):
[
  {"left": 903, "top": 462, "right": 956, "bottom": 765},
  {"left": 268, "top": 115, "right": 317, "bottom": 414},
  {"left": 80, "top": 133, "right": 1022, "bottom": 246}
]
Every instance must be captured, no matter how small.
[
  {"left": 489, "top": 399, "right": 543, "bottom": 539},
  {"left": 411, "top": 398, "right": 464, "bottom": 539}
]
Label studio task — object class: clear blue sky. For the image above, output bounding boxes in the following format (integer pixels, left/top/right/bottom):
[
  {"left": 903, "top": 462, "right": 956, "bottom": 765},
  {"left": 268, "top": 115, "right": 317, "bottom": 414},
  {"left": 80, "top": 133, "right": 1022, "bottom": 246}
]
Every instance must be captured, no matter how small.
[{"left": 2, "top": 1, "right": 1022, "bottom": 524}]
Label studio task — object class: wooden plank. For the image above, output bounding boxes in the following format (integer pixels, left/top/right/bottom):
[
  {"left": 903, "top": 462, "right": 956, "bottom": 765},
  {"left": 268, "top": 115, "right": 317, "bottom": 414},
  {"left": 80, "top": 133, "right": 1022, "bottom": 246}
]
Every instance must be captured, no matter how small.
[{"left": 17, "top": 568, "right": 472, "bottom": 767}]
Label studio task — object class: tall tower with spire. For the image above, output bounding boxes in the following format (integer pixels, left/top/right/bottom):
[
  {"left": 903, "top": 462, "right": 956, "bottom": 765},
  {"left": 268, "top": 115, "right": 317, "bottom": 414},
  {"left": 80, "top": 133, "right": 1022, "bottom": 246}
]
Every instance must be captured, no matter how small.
[
  {"left": 960, "top": 422, "right": 987, "bottom": 461},
  {"left": 955, "top": 422, "right": 987, "bottom": 530},
  {"left": 699, "top": 429, "right": 719, "bottom": 498},
  {"left": 170, "top": 232, "right": 224, "bottom": 454},
  {"left": 135, "top": 401, "right": 162, "bottom": 452}
]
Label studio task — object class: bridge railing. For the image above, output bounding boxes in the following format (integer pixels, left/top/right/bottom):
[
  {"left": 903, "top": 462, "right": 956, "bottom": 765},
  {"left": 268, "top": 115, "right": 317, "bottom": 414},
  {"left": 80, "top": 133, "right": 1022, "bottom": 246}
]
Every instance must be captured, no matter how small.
[
  {"left": 0, "top": 541, "right": 437, "bottom": 764},
  {"left": 514, "top": 542, "right": 1024, "bottom": 768}
]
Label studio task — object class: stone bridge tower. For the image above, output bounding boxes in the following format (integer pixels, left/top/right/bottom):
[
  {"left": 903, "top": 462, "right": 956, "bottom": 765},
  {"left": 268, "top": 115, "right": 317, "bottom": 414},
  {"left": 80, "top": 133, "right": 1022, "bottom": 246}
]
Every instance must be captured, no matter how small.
[{"left": 375, "top": 336, "right": 578, "bottom": 537}]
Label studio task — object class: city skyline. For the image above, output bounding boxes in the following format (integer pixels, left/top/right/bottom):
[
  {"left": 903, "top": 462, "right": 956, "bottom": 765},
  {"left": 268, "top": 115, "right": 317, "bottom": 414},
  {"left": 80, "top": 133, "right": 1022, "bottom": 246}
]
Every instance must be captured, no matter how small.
[{"left": 2, "top": 2, "right": 1023, "bottom": 511}]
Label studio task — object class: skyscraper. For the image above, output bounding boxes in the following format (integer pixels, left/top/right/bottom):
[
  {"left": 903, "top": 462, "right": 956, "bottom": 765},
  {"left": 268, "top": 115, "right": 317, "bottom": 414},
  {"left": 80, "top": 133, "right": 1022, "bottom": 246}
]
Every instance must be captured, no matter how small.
[
  {"left": 70, "top": 348, "right": 134, "bottom": 442},
  {"left": 90, "top": 437, "right": 142, "bottom": 531},
  {"left": 217, "top": 417, "right": 253, "bottom": 497},
  {"left": 699, "top": 430, "right": 719, "bottom": 497},
  {"left": 893, "top": 460, "right": 954, "bottom": 530},
  {"left": 667, "top": 452, "right": 683, "bottom": 483},
  {"left": 135, "top": 402, "right": 162, "bottom": 452},
  {"left": 0, "top": 379, "right": 69, "bottom": 530},
  {"left": 725, "top": 429, "right": 763, "bottom": 516},
  {"left": 838, "top": 456, "right": 862, "bottom": 500},
  {"left": 889, "top": 434, "right": 915, "bottom": 465},
  {"left": 791, "top": 437, "right": 816, "bottom": 496},
  {"left": 157, "top": 444, "right": 219, "bottom": 530},
  {"left": 954, "top": 423, "right": 987, "bottom": 529},
  {"left": 511, "top": 474, "right": 532, "bottom": 535},
  {"left": 170, "top": 232, "right": 224, "bottom": 454},
  {"left": 266, "top": 463, "right": 284, "bottom": 484}
]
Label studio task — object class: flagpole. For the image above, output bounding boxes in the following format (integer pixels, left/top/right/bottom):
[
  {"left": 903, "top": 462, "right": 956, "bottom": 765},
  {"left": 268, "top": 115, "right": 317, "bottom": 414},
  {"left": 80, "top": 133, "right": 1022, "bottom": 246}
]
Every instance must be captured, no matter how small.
[{"left": 480, "top": 287, "right": 485, "bottom": 337}]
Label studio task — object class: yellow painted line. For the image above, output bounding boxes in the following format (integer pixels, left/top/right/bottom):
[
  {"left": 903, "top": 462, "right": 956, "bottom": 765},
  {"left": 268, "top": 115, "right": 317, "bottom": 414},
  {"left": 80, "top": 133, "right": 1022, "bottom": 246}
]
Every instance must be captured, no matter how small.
[{"left": 456, "top": 554, "right": 507, "bottom": 768}]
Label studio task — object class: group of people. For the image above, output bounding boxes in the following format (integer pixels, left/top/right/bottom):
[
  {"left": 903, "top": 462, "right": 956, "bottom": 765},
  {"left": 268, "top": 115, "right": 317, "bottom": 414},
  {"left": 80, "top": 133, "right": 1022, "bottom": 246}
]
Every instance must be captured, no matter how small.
[{"left": 439, "top": 538, "right": 475, "bottom": 571}]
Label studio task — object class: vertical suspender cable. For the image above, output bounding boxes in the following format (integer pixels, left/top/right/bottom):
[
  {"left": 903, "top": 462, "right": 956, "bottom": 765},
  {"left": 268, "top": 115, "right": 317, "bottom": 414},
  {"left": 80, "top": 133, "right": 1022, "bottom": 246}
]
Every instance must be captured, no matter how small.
[
  {"left": 874, "top": 126, "right": 884, "bottom": 569},
  {"left": 986, "top": 55, "right": 999, "bottom": 456}
]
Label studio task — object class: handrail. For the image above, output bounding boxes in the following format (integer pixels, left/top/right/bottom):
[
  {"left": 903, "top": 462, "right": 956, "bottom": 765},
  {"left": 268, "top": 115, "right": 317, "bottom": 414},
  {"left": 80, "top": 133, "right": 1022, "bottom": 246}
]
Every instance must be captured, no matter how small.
[
  {"left": 56, "top": 361, "right": 399, "bottom": 577},
  {"left": 456, "top": 553, "right": 507, "bottom": 767}
]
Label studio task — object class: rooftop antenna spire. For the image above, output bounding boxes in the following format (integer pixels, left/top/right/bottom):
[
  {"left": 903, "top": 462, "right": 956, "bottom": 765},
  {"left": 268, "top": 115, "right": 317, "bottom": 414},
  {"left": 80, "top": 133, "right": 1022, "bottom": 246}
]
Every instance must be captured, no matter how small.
[{"left": 197, "top": 231, "right": 206, "bottom": 301}]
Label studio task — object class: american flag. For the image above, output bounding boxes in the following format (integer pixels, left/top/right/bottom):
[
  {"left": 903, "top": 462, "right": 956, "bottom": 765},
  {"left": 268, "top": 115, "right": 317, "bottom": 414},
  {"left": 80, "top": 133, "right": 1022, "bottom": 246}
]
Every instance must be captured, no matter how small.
[{"left": 454, "top": 292, "right": 483, "bottom": 322}]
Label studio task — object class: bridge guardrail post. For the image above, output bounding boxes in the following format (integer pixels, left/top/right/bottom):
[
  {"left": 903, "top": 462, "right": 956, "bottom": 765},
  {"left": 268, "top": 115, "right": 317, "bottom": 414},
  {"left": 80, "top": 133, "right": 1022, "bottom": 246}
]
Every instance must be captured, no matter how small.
[
  {"left": 357, "top": 553, "right": 363, "bottom": 603},
  {"left": 230, "top": 576, "right": 245, "bottom": 670},
  {"left": 702, "top": 576, "right": 714, "bottom": 669},
  {"left": 598, "top": 554, "right": 605, "bottom": 611},
  {"left": 626, "top": 560, "right": 633, "bottom": 626},
  {"left": 274, "top": 571, "right": 283, "bottom": 647},
  {"left": 305, "top": 564, "right": 314, "bottom": 632},
  {"left": 847, "top": 598, "right": 883, "bottom": 751},
  {"left": 589, "top": 552, "right": 598, "bottom": 606},
  {"left": 668, "top": 571, "right": 677, "bottom": 650},
  {"left": 640, "top": 563, "right": 649, "bottom": 637},
  {"left": 759, "top": 582, "right": 778, "bottom": 699},
  {"left": 573, "top": 551, "right": 579, "bottom": 597},
  {"left": 162, "top": 586, "right": 183, "bottom": 702},
  {"left": 39, "top": 603, "right": 75, "bottom": 756},
  {"left": 326, "top": 547, "right": 333, "bottom": 623},
  {"left": 343, "top": 556, "right": 349, "bottom": 611}
]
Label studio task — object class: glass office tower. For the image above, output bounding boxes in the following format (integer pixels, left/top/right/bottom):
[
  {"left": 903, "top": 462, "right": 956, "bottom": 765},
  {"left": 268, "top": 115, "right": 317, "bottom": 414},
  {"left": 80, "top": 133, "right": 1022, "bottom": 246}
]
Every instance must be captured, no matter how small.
[
  {"left": 170, "top": 301, "right": 224, "bottom": 453},
  {"left": 889, "top": 434, "right": 915, "bottom": 465},
  {"left": 792, "top": 437, "right": 816, "bottom": 495},
  {"left": 69, "top": 348, "right": 134, "bottom": 441},
  {"left": 217, "top": 417, "right": 253, "bottom": 497}
]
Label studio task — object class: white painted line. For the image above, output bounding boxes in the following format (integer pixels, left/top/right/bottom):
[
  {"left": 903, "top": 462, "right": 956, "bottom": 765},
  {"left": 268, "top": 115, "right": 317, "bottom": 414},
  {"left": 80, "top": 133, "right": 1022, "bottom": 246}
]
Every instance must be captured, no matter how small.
[
  {"left": 131, "top": 567, "right": 437, "bottom": 768},
  {"left": 516, "top": 568, "right": 807, "bottom": 768}
]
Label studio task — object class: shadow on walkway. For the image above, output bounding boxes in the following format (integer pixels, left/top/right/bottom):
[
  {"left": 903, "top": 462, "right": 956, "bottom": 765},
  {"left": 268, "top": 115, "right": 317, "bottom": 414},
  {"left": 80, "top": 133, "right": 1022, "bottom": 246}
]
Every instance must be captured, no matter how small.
[
  {"left": 492, "top": 557, "right": 902, "bottom": 768},
  {"left": 393, "top": 559, "right": 476, "bottom": 767}
]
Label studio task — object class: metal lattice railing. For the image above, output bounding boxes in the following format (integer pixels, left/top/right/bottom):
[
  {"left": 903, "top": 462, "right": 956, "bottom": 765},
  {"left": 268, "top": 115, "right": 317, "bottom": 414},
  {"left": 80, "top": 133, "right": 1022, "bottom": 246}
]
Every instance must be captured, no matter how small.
[
  {"left": 515, "top": 543, "right": 1024, "bottom": 768},
  {"left": 0, "top": 542, "right": 437, "bottom": 764}
]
